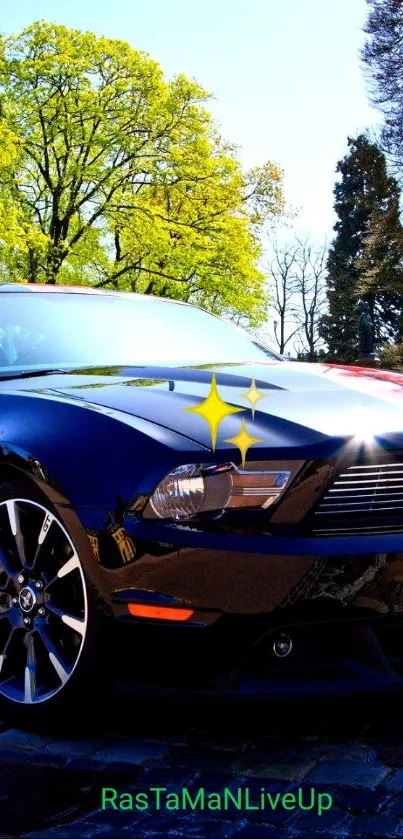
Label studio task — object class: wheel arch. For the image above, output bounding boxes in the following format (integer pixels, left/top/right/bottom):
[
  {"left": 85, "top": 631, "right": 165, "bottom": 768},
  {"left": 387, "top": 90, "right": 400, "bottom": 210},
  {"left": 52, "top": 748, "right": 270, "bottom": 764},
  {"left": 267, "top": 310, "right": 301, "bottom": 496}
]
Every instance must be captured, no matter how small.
[
  {"left": 0, "top": 453, "right": 113, "bottom": 611},
  {"left": 0, "top": 451, "right": 72, "bottom": 507}
]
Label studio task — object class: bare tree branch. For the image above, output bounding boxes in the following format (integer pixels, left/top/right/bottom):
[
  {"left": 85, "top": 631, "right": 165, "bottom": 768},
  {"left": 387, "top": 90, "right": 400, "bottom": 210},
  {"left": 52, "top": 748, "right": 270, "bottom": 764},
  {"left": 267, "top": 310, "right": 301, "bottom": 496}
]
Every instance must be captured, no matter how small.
[{"left": 266, "top": 236, "right": 328, "bottom": 358}]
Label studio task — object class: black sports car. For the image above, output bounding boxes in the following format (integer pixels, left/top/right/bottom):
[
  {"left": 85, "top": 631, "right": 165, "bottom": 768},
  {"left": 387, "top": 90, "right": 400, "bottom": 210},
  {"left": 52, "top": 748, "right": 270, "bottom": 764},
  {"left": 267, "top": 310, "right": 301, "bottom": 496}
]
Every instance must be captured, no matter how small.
[{"left": 1, "top": 282, "right": 403, "bottom": 719}]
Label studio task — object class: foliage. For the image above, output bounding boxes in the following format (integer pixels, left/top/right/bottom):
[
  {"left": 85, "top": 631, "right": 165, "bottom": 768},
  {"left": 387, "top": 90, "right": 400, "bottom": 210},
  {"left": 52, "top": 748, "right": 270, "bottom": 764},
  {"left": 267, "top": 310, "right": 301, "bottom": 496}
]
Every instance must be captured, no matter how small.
[
  {"left": 319, "top": 134, "right": 403, "bottom": 362},
  {"left": 0, "top": 21, "right": 284, "bottom": 323},
  {"left": 0, "top": 121, "right": 48, "bottom": 264},
  {"left": 378, "top": 341, "right": 403, "bottom": 369},
  {"left": 362, "top": 0, "right": 403, "bottom": 177},
  {"left": 358, "top": 188, "right": 403, "bottom": 295}
]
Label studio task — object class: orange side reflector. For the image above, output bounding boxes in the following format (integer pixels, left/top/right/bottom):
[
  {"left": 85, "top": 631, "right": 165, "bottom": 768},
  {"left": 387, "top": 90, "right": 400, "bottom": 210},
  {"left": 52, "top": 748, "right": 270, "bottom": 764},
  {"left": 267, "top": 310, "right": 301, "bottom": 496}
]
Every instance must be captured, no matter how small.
[{"left": 127, "top": 603, "right": 194, "bottom": 621}]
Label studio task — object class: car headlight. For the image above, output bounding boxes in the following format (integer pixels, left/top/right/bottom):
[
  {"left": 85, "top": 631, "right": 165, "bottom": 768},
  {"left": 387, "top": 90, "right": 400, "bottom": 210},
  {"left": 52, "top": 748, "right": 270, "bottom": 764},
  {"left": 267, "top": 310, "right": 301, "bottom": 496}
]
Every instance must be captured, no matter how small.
[{"left": 142, "top": 461, "right": 303, "bottom": 521}]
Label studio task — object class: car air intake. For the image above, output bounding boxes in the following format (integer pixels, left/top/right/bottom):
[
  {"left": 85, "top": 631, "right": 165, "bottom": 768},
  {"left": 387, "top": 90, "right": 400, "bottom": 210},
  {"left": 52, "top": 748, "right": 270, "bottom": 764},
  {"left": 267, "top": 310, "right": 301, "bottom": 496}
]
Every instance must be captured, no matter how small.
[{"left": 311, "top": 453, "right": 403, "bottom": 535}]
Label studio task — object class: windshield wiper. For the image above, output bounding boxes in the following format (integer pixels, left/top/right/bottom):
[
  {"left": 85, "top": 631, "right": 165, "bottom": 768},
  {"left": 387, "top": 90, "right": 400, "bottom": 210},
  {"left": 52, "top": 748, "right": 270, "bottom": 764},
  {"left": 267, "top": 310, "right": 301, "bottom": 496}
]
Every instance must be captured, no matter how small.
[{"left": 0, "top": 368, "right": 71, "bottom": 382}]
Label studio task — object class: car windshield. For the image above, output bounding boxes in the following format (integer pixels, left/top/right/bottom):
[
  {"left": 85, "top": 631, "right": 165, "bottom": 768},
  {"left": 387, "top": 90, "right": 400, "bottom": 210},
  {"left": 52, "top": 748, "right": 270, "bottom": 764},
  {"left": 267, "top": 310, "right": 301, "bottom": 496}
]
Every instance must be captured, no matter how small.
[{"left": 0, "top": 292, "right": 280, "bottom": 372}]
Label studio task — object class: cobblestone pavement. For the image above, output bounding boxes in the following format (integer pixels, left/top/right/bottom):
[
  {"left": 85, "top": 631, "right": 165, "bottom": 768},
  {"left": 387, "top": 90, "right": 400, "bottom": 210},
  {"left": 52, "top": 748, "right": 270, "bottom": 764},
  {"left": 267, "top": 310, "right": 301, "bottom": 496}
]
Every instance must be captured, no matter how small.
[{"left": 1, "top": 691, "right": 403, "bottom": 837}]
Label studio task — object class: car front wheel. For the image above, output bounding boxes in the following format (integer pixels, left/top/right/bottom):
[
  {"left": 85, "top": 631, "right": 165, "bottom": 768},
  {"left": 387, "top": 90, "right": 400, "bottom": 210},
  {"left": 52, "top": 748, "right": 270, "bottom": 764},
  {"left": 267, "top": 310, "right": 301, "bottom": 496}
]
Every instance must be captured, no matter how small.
[{"left": 0, "top": 479, "right": 103, "bottom": 723}]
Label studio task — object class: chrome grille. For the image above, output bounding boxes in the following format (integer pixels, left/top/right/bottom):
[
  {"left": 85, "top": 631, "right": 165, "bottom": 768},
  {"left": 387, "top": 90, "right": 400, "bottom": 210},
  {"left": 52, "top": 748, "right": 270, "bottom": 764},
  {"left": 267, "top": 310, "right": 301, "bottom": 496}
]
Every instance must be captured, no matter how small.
[{"left": 312, "top": 456, "right": 403, "bottom": 535}]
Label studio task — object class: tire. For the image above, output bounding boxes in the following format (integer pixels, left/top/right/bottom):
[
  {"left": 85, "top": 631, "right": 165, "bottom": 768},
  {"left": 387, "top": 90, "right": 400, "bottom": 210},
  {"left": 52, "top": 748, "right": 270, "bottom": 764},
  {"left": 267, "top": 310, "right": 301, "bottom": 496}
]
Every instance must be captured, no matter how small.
[{"left": 0, "top": 478, "right": 105, "bottom": 726}]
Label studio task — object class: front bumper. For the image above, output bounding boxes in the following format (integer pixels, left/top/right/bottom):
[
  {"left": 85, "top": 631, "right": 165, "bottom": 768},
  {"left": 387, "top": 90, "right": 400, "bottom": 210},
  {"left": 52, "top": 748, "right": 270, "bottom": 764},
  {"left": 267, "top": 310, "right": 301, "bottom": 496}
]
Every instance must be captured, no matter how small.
[
  {"left": 106, "top": 549, "right": 403, "bottom": 702},
  {"left": 105, "top": 544, "right": 403, "bottom": 617},
  {"left": 111, "top": 607, "right": 403, "bottom": 700}
]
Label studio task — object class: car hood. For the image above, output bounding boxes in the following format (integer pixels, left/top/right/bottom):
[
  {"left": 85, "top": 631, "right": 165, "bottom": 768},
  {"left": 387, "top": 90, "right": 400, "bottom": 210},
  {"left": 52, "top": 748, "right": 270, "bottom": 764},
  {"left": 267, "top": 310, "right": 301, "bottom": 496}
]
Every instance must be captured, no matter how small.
[{"left": 9, "top": 361, "right": 403, "bottom": 451}]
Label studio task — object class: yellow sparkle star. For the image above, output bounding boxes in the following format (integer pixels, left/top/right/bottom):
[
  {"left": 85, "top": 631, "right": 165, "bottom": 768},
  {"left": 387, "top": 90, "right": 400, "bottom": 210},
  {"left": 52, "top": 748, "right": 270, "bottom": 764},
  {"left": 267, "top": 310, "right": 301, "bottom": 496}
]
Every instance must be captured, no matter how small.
[
  {"left": 185, "top": 373, "right": 243, "bottom": 451},
  {"left": 224, "top": 417, "right": 263, "bottom": 467},
  {"left": 240, "top": 377, "right": 265, "bottom": 418}
]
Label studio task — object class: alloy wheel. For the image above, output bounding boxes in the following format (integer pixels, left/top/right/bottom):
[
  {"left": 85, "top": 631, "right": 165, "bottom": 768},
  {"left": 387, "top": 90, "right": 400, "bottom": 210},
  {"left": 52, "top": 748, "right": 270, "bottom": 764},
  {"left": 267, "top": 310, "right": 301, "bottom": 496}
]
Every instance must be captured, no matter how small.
[{"left": 0, "top": 498, "right": 88, "bottom": 704}]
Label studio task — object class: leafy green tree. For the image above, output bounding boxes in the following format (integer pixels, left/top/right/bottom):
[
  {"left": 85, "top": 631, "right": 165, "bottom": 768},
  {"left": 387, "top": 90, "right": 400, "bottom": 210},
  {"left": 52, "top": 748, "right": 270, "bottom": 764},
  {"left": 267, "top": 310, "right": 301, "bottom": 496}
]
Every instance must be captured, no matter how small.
[
  {"left": 319, "top": 134, "right": 403, "bottom": 362},
  {"left": 362, "top": 0, "right": 403, "bottom": 176},
  {"left": 358, "top": 197, "right": 403, "bottom": 295},
  {"left": 0, "top": 22, "right": 284, "bottom": 324},
  {"left": 0, "top": 121, "right": 48, "bottom": 268}
]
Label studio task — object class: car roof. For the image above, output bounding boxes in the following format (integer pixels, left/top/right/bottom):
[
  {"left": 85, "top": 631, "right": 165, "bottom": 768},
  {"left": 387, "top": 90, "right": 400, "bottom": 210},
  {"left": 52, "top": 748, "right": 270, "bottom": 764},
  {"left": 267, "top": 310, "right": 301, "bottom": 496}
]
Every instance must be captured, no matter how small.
[{"left": 0, "top": 282, "right": 188, "bottom": 305}]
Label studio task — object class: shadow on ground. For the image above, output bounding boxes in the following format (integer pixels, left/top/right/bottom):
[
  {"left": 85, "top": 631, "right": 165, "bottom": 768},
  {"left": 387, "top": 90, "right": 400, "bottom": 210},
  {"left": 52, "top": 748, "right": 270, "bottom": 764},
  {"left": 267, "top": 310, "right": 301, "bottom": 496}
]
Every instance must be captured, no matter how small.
[{"left": 2, "top": 690, "right": 403, "bottom": 837}]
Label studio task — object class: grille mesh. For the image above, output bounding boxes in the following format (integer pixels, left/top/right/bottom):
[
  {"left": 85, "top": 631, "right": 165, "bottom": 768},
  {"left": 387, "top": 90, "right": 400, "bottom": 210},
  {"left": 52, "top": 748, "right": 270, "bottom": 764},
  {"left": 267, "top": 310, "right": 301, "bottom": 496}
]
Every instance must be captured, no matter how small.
[{"left": 312, "top": 455, "right": 403, "bottom": 535}]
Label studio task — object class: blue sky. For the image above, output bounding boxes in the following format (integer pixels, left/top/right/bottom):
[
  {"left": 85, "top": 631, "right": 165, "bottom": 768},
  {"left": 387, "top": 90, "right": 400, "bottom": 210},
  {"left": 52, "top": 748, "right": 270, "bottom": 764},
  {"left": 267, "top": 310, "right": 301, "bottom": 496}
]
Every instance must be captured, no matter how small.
[{"left": 2, "top": 0, "right": 380, "bottom": 241}]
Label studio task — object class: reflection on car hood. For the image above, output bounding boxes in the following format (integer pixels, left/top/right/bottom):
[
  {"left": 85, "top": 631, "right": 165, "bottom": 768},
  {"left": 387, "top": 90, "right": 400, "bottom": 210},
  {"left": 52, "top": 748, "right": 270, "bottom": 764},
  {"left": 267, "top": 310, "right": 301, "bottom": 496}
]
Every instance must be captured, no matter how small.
[{"left": 6, "top": 361, "right": 403, "bottom": 450}]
